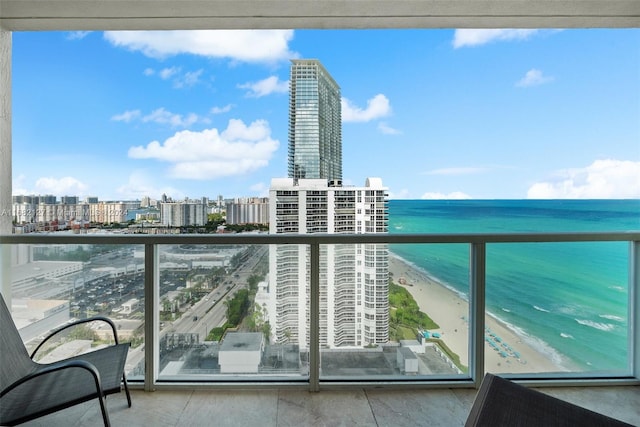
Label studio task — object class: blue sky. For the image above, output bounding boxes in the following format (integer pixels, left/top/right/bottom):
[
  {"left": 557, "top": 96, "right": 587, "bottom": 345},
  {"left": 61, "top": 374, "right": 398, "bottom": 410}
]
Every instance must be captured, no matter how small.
[{"left": 11, "top": 29, "right": 640, "bottom": 201}]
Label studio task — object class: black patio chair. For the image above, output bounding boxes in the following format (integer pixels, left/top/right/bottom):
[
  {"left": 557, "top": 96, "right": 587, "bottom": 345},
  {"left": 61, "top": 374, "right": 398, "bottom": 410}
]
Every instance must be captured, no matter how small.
[
  {"left": 0, "top": 294, "right": 131, "bottom": 426},
  {"left": 465, "top": 373, "right": 633, "bottom": 427}
]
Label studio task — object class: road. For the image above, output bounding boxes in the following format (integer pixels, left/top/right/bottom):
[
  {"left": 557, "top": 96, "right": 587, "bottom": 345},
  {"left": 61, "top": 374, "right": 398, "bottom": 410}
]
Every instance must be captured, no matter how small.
[{"left": 162, "top": 244, "right": 267, "bottom": 341}]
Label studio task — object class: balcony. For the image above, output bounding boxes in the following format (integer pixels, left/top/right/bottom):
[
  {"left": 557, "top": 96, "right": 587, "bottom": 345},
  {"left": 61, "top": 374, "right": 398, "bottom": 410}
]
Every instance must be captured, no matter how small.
[
  {"left": 3, "top": 231, "right": 638, "bottom": 426},
  {"left": 1, "top": 231, "right": 638, "bottom": 393}
]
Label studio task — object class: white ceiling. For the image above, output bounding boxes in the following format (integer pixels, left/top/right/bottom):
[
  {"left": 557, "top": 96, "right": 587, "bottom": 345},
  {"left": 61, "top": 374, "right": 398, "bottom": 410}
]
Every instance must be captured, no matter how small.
[{"left": 1, "top": 0, "right": 639, "bottom": 31}]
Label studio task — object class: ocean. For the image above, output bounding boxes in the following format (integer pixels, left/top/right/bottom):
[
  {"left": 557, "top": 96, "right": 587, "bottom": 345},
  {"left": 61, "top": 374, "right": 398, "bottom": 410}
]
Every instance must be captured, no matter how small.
[{"left": 389, "top": 199, "right": 640, "bottom": 372}]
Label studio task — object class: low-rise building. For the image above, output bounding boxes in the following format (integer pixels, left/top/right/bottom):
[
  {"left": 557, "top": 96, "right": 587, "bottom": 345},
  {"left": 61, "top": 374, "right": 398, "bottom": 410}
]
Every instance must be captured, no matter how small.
[{"left": 218, "top": 332, "right": 265, "bottom": 373}]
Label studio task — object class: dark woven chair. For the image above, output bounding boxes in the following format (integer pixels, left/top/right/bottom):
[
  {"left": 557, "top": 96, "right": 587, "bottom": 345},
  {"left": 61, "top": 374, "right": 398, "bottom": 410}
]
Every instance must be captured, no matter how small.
[
  {"left": 0, "top": 294, "right": 131, "bottom": 426},
  {"left": 466, "top": 373, "right": 633, "bottom": 427}
]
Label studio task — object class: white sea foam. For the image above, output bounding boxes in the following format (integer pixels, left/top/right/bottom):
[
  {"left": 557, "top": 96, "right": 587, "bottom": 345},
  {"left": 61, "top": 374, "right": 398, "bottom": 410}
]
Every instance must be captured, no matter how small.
[
  {"left": 599, "top": 314, "right": 625, "bottom": 322},
  {"left": 501, "top": 308, "right": 511, "bottom": 313},
  {"left": 392, "top": 251, "right": 571, "bottom": 370},
  {"left": 557, "top": 305, "right": 577, "bottom": 315},
  {"left": 487, "top": 311, "right": 569, "bottom": 370},
  {"left": 608, "top": 285, "right": 626, "bottom": 293},
  {"left": 533, "top": 305, "right": 550, "bottom": 313},
  {"left": 575, "top": 319, "right": 615, "bottom": 332},
  {"left": 560, "top": 333, "right": 574, "bottom": 339}
]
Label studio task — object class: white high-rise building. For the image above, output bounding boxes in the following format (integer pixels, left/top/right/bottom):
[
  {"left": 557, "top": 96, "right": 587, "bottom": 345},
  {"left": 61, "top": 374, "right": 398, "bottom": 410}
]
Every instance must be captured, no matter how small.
[
  {"left": 268, "top": 178, "right": 389, "bottom": 349},
  {"left": 226, "top": 197, "right": 270, "bottom": 225},
  {"left": 160, "top": 200, "right": 207, "bottom": 227}
]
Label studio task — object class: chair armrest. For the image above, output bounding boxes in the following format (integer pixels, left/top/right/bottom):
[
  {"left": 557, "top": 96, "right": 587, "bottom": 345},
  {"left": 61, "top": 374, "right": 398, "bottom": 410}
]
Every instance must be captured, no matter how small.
[
  {"left": 1, "top": 359, "right": 103, "bottom": 399},
  {"left": 30, "top": 316, "right": 121, "bottom": 360}
]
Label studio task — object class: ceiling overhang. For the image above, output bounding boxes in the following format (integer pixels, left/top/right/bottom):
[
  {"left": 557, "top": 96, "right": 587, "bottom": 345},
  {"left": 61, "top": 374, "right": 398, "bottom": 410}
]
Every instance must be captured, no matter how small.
[{"left": 1, "top": 0, "right": 639, "bottom": 31}]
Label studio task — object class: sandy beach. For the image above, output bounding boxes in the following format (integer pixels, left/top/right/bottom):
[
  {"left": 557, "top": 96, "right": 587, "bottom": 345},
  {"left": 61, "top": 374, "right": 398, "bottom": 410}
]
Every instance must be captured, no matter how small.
[{"left": 389, "top": 254, "right": 564, "bottom": 374}]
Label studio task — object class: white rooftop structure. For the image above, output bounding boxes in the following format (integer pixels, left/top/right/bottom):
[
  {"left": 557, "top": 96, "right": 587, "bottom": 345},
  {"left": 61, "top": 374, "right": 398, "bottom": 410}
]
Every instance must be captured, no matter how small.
[{"left": 218, "top": 332, "right": 265, "bottom": 374}]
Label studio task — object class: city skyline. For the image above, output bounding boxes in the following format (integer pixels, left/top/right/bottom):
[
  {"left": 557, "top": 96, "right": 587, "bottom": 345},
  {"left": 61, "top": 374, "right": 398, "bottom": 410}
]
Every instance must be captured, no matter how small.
[{"left": 11, "top": 29, "right": 640, "bottom": 201}]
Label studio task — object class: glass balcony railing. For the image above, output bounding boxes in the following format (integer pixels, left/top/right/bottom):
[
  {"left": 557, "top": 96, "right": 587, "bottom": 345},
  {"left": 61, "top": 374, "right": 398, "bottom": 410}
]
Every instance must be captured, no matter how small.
[{"left": 1, "top": 232, "right": 638, "bottom": 390}]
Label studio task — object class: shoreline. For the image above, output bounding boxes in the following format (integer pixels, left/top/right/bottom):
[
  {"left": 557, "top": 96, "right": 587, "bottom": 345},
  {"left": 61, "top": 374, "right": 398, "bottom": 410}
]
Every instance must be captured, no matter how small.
[{"left": 389, "top": 253, "right": 566, "bottom": 373}]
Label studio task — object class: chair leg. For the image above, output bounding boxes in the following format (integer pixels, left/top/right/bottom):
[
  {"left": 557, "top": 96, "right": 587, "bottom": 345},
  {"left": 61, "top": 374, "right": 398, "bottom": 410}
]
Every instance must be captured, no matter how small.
[
  {"left": 98, "top": 391, "right": 111, "bottom": 427},
  {"left": 122, "top": 373, "right": 132, "bottom": 407}
]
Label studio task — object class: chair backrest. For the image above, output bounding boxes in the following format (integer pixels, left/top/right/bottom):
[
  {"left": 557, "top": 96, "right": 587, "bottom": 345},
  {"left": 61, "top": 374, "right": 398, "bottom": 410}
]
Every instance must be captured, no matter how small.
[
  {"left": 0, "top": 294, "right": 36, "bottom": 390},
  {"left": 465, "top": 373, "right": 633, "bottom": 426}
]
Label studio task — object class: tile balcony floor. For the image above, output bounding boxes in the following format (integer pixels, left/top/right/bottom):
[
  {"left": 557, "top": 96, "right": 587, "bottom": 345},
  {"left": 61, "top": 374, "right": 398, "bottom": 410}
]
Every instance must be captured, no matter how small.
[{"left": 18, "top": 385, "right": 640, "bottom": 426}]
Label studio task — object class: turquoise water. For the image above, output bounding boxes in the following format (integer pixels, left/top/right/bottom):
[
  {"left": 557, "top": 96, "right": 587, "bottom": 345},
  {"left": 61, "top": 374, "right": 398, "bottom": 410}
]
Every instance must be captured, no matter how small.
[{"left": 389, "top": 199, "right": 640, "bottom": 372}]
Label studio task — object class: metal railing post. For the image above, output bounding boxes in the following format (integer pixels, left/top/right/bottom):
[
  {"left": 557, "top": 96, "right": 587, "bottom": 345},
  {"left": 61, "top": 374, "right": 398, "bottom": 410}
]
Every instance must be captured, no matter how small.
[
  {"left": 144, "top": 243, "right": 159, "bottom": 391},
  {"left": 309, "top": 242, "right": 320, "bottom": 392},
  {"left": 631, "top": 241, "right": 639, "bottom": 379},
  {"left": 470, "top": 242, "right": 486, "bottom": 388}
]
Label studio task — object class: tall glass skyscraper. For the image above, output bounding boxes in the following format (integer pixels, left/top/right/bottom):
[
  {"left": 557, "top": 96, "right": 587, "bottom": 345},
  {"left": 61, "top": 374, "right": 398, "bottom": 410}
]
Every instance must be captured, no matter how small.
[
  {"left": 265, "top": 60, "right": 389, "bottom": 351},
  {"left": 288, "top": 59, "right": 342, "bottom": 182}
]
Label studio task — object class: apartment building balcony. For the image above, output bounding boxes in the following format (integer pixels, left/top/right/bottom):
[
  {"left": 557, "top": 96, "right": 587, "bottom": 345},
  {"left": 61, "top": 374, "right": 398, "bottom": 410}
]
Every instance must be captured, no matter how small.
[
  {"left": 3, "top": 233, "right": 638, "bottom": 425},
  {"left": 2, "top": 232, "right": 638, "bottom": 388}
]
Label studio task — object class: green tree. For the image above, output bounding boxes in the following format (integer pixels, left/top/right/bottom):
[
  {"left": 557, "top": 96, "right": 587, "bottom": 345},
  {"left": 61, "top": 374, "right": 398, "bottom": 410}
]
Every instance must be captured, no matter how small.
[
  {"left": 388, "top": 282, "right": 439, "bottom": 332},
  {"left": 225, "top": 289, "right": 251, "bottom": 327},
  {"left": 247, "top": 274, "right": 264, "bottom": 292}
]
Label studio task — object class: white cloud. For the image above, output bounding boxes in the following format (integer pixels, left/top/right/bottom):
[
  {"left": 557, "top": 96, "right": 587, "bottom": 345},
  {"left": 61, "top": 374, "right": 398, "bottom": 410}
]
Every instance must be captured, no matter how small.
[
  {"left": 34, "top": 177, "right": 89, "bottom": 196},
  {"left": 453, "top": 29, "right": 540, "bottom": 48},
  {"left": 421, "top": 191, "right": 472, "bottom": 200},
  {"left": 103, "top": 30, "right": 297, "bottom": 63},
  {"left": 211, "top": 104, "right": 234, "bottom": 114},
  {"left": 142, "top": 108, "right": 202, "bottom": 127},
  {"left": 111, "top": 109, "right": 141, "bottom": 123},
  {"left": 377, "top": 122, "right": 402, "bottom": 135},
  {"left": 67, "top": 31, "right": 92, "bottom": 40},
  {"left": 238, "top": 76, "right": 289, "bottom": 98},
  {"left": 116, "top": 171, "right": 184, "bottom": 200},
  {"left": 249, "top": 182, "right": 269, "bottom": 197},
  {"left": 516, "top": 69, "right": 554, "bottom": 87},
  {"left": 527, "top": 159, "right": 640, "bottom": 199},
  {"left": 114, "top": 108, "right": 207, "bottom": 127},
  {"left": 388, "top": 188, "right": 411, "bottom": 199},
  {"left": 177, "top": 69, "right": 203, "bottom": 88},
  {"left": 12, "top": 174, "right": 29, "bottom": 195},
  {"left": 128, "top": 119, "right": 279, "bottom": 180},
  {"left": 148, "top": 67, "right": 203, "bottom": 88},
  {"left": 342, "top": 94, "right": 391, "bottom": 123},
  {"left": 159, "top": 67, "right": 180, "bottom": 80}
]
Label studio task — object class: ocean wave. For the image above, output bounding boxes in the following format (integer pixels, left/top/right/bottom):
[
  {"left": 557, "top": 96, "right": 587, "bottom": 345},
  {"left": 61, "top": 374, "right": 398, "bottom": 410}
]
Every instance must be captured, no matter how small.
[
  {"left": 391, "top": 251, "right": 572, "bottom": 370},
  {"left": 560, "top": 333, "right": 574, "bottom": 339},
  {"left": 575, "top": 319, "right": 615, "bottom": 332},
  {"left": 557, "top": 305, "right": 577, "bottom": 315},
  {"left": 533, "top": 305, "right": 550, "bottom": 313},
  {"left": 608, "top": 285, "right": 626, "bottom": 293},
  {"left": 599, "top": 314, "right": 625, "bottom": 322},
  {"left": 501, "top": 308, "right": 511, "bottom": 313}
]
